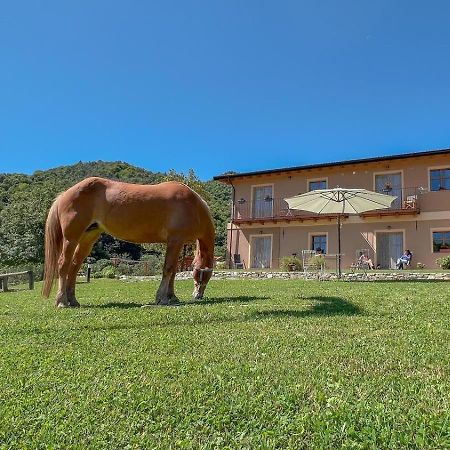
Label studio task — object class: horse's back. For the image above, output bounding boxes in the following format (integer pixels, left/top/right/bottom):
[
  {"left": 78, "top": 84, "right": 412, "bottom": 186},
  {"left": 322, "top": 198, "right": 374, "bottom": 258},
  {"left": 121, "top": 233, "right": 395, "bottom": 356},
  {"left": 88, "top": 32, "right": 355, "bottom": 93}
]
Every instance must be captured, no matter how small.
[{"left": 58, "top": 177, "right": 212, "bottom": 244}]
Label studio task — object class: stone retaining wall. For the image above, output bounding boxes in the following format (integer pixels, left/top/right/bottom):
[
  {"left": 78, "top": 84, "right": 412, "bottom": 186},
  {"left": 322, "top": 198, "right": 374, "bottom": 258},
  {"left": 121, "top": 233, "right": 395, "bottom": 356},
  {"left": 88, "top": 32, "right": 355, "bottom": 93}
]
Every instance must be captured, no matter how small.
[
  {"left": 180, "top": 270, "right": 450, "bottom": 282},
  {"left": 120, "top": 270, "right": 450, "bottom": 282}
]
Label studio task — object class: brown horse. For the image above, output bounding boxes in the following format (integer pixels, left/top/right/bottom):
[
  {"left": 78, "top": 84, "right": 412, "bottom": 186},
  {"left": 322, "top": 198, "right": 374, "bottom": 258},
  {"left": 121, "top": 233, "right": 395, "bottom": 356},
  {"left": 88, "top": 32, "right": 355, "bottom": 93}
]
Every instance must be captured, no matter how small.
[{"left": 42, "top": 177, "right": 215, "bottom": 307}]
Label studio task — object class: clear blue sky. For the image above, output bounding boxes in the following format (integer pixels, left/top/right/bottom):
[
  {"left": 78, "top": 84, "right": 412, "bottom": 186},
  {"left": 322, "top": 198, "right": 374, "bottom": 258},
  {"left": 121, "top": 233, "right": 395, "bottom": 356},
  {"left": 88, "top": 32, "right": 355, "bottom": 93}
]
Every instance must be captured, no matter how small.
[{"left": 1, "top": 1, "right": 450, "bottom": 180}]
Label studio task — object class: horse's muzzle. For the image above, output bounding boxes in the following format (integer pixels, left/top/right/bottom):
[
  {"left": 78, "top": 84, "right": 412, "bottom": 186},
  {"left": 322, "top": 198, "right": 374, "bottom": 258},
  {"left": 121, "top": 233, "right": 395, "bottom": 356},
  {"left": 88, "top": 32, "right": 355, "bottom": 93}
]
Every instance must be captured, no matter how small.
[
  {"left": 193, "top": 267, "right": 212, "bottom": 299},
  {"left": 193, "top": 284, "right": 206, "bottom": 299}
]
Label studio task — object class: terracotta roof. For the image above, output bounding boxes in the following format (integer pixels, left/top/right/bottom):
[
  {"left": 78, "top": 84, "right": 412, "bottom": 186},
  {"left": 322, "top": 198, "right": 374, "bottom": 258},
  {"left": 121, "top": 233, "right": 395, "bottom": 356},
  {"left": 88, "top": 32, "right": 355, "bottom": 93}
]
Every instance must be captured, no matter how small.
[{"left": 213, "top": 147, "right": 450, "bottom": 182}]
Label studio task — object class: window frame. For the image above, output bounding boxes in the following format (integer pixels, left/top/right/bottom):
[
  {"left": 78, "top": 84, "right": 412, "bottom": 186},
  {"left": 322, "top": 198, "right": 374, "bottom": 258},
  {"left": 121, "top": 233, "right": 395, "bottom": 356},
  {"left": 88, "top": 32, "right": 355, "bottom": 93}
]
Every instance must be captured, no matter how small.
[
  {"left": 307, "top": 177, "right": 328, "bottom": 192},
  {"left": 431, "top": 228, "right": 450, "bottom": 253},
  {"left": 250, "top": 183, "right": 274, "bottom": 218},
  {"left": 309, "top": 232, "right": 328, "bottom": 254},
  {"left": 372, "top": 170, "right": 404, "bottom": 192},
  {"left": 429, "top": 166, "right": 450, "bottom": 192}
]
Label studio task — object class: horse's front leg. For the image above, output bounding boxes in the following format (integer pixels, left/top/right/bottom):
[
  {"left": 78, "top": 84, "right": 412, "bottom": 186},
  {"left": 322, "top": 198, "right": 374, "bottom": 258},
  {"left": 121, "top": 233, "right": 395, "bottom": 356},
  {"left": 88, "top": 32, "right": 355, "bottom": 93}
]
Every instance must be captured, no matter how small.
[
  {"left": 155, "top": 240, "right": 183, "bottom": 305},
  {"left": 55, "top": 239, "right": 78, "bottom": 308},
  {"left": 66, "top": 231, "right": 101, "bottom": 307}
]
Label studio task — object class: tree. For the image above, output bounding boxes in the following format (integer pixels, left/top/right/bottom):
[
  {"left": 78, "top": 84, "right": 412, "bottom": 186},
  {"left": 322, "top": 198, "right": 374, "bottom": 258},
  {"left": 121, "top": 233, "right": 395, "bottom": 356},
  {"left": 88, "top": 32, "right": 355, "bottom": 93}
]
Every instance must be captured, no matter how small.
[
  {"left": 0, "top": 161, "right": 231, "bottom": 270},
  {"left": 0, "top": 183, "right": 56, "bottom": 265}
]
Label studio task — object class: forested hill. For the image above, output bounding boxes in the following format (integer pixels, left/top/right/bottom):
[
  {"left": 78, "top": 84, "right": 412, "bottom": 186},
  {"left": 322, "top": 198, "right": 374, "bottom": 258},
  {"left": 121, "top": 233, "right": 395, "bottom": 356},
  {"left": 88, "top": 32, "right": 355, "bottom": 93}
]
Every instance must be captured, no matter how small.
[{"left": 0, "top": 161, "right": 231, "bottom": 268}]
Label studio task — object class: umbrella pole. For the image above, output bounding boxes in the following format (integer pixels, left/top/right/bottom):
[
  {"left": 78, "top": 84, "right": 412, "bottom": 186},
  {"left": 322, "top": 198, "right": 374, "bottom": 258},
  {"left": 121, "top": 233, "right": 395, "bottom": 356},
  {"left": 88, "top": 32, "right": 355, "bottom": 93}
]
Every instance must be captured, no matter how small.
[{"left": 337, "top": 215, "right": 341, "bottom": 278}]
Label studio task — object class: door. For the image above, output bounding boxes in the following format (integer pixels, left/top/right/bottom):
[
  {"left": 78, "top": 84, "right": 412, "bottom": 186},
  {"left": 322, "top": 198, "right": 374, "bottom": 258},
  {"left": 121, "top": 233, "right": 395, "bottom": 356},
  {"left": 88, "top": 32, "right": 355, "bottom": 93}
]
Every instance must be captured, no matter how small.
[
  {"left": 375, "top": 173, "right": 402, "bottom": 209},
  {"left": 252, "top": 186, "right": 273, "bottom": 218},
  {"left": 377, "top": 232, "right": 403, "bottom": 268},
  {"left": 251, "top": 236, "right": 272, "bottom": 268}
]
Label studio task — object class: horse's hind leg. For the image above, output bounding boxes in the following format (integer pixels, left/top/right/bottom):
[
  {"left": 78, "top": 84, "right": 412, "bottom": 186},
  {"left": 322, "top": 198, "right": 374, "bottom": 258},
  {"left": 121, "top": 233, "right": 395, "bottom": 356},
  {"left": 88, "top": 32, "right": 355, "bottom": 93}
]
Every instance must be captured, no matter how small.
[
  {"left": 155, "top": 239, "right": 183, "bottom": 305},
  {"left": 55, "top": 239, "right": 79, "bottom": 308},
  {"left": 66, "top": 231, "right": 101, "bottom": 307}
]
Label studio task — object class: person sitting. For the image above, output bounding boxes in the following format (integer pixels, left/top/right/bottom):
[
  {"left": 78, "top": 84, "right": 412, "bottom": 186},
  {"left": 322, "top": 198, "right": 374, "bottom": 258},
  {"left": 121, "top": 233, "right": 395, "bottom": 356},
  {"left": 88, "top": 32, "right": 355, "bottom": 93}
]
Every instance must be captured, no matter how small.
[
  {"left": 396, "top": 250, "right": 412, "bottom": 269},
  {"left": 358, "top": 252, "right": 374, "bottom": 269}
]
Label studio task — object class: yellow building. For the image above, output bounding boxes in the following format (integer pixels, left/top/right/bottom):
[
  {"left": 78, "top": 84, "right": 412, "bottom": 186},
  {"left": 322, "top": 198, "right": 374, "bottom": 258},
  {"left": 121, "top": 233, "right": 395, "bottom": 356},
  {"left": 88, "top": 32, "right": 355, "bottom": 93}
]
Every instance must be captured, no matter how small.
[{"left": 214, "top": 148, "right": 450, "bottom": 270}]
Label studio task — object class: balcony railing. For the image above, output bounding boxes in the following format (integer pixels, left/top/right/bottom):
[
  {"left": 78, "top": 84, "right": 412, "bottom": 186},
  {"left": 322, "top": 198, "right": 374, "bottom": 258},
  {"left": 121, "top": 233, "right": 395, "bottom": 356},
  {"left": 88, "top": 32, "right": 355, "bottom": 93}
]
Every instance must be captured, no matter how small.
[
  {"left": 361, "top": 186, "right": 421, "bottom": 216},
  {"left": 232, "top": 187, "right": 420, "bottom": 223}
]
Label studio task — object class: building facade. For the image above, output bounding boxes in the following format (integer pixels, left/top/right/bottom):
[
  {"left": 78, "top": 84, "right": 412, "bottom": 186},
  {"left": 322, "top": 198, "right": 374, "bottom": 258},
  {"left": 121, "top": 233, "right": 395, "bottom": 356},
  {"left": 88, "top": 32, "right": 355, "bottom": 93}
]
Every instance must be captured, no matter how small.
[{"left": 214, "top": 149, "right": 450, "bottom": 270}]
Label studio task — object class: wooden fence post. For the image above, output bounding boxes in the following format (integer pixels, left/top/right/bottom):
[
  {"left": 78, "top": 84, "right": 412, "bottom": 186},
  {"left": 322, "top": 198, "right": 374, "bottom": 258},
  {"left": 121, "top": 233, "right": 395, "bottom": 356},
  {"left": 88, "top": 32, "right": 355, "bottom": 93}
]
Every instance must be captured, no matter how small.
[
  {"left": 86, "top": 264, "right": 91, "bottom": 283},
  {"left": 28, "top": 271, "right": 34, "bottom": 290}
]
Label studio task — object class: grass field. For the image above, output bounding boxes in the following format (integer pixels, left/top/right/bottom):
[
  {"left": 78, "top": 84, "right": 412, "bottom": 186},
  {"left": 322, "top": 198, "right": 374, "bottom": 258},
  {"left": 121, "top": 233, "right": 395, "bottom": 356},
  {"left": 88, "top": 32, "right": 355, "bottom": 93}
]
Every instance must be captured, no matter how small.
[{"left": 0, "top": 279, "right": 449, "bottom": 449}]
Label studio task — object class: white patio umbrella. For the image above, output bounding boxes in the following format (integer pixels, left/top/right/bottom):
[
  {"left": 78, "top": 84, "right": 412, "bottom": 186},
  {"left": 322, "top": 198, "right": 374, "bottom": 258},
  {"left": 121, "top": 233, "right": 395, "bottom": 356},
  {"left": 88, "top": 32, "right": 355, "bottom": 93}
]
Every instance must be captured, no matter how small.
[{"left": 284, "top": 188, "right": 397, "bottom": 277}]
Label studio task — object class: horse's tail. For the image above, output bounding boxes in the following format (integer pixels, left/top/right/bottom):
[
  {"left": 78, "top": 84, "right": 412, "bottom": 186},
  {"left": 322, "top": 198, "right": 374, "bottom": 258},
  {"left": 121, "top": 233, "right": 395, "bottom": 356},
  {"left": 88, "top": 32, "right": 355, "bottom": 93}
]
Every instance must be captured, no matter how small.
[{"left": 42, "top": 196, "right": 63, "bottom": 298}]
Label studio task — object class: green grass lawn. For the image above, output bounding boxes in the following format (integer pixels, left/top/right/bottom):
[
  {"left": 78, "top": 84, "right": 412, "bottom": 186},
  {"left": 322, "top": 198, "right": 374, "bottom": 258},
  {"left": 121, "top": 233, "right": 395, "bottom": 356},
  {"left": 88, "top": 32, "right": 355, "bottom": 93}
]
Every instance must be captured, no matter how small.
[{"left": 0, "top": 279, "right": 449, "bottom": 449}]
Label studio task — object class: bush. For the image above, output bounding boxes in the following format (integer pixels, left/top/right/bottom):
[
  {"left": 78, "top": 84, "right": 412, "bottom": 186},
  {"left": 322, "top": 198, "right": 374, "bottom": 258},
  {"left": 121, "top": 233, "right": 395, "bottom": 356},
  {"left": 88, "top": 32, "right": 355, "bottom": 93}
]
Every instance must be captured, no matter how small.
[
  {"left": 116, "top": 262, "right": 133, "bottom": 276},
  {"left": 140, "top": 254, "right": 163, "bottom": 275},
  {"left": 215, "top": 261, "right": 227, "bottom": 270},
  {"left": 436, "top": 256, "right": 450, "bottom": 270},
  {"left": 101, "top": 266, "right": 116, "bottom": 279},
  {"left": 309, "top": 254, "right": 326, "bottom": 270},
  {"left": 280, "top": 256, "right": 303, "bottom": 272},
  {"left": 89, "top": 256, "right": 163, "bottom": 278},
  {"left": 91, "top": 259, "right": 113, "bottom": 275}
]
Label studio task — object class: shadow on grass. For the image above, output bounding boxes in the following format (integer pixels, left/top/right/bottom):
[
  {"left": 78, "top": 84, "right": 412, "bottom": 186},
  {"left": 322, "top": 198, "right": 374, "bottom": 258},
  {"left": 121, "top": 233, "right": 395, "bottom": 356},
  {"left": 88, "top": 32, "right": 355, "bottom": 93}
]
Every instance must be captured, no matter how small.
[
  {"left": 189, "top": 295, "right": 270, "bottom": 306},
  {"left": 86, "top": 301, "right": 144, "bottom": 309},
  {"left": 254, "top": 295, "right": 362, "bottom": 319},
  {"left": 83, "top": 295, "right": 270, "bottom": 309},
  {"left": 8, "top": 295, "right": 362, "bottom": 337}
]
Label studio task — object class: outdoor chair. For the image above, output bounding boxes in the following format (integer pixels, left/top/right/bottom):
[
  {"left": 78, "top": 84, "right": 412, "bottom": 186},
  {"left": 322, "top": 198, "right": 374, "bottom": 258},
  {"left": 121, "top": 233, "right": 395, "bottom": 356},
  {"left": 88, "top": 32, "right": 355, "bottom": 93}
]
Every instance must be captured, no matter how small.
[
  {"left": 397, "top": 252, "right": 413, "bottom": 269},
  {"left": 350, "top": 249, "right": 373, "bottom": 274},
  {"left": 403, "top": 195, "right": 417, "bottom": 210},
  {"left": 233, "top": 254, "right": 245, "bottom": 269},
  {"left": 279, "top": 207, "right": 293, "bottom": 217},
  {"left": 302, "top": 250, "right": 324, "bottom": 274}
]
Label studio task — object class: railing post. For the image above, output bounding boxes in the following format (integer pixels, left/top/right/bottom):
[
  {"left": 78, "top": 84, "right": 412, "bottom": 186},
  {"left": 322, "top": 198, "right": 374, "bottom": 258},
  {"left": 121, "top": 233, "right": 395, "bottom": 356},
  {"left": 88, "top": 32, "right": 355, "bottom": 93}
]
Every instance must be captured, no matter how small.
[
  {"left": 2, "top": 276, "right": 8, "bottom": 292},
  {"left": 28, "top": 270, "right": 34, "bottom": 290}
]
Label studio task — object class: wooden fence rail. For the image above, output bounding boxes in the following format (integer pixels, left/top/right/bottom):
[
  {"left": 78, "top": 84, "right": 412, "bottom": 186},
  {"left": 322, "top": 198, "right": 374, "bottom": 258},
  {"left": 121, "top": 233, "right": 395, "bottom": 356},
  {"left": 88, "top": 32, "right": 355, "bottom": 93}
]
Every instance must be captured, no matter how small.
[{"left": 0, "top": 270, "right": 34, "bottom": 292}]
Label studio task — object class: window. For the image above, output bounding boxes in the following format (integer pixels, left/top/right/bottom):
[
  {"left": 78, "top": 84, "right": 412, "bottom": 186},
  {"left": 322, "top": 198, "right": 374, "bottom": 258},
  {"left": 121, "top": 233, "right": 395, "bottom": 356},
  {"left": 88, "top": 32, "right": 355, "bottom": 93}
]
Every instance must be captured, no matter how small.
[
  {"left": 308, "top": 180, "right": 327, "bottom": 191},
  {"left": 311, "top": 235, "right": 327, "bottom": 253},
  {"left": 374, "top": 172, "right": 402, "bottom": 209},
  {"left": 430, "top": 168, "right": 450, "bottom": 191},
  {"left": 432, "top": 231, "right": 450, "bottom": 252},
  {"left": 252, "top": 185, "right": 273, "bottom": 218}
]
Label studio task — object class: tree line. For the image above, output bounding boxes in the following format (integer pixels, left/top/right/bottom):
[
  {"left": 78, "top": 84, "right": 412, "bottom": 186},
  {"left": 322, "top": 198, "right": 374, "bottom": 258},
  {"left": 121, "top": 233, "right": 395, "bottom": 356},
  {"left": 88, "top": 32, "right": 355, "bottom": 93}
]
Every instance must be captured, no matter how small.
[{"left": 0, "top": 161, "right": 231, "bottom": 276}]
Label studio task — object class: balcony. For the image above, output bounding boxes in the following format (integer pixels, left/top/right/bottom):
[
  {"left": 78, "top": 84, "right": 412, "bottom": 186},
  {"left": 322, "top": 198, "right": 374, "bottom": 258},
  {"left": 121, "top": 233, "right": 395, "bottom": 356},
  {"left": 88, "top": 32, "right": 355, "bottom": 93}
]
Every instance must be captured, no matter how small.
[
  {"left": 232, "top": 187, "right": 421, "bottom": 224},
  {"left": 359, "top": 187, "right": 421, "bottom": 218},
  {"left": 233, "top": 198, "right": 340, "bottom": 224}
]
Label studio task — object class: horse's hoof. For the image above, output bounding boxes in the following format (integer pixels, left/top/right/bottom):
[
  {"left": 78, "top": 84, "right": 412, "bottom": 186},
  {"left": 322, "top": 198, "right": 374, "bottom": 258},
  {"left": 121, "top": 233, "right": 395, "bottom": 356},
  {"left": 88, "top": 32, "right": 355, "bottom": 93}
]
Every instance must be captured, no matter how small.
[
  {"left": 155, "top": 300, "right": 168, "bottom": 306},
  {"left": 151, "top": 297, "right": 182, "bottom": 306},
  {"left": 69, "top": 301, "right": 81, "bottom": 308},
  {"left": 56, "top": 302, "right": 70, "bottom": 308},
  {"left": 168, "top": 299, "right": 182, "bottom": 306}
]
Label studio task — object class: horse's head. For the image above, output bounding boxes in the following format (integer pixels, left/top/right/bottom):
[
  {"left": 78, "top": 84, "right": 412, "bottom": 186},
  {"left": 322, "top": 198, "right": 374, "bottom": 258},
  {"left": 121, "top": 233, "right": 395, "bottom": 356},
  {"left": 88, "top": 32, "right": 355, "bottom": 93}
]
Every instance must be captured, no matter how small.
[{"left": 192, "top": 267, "right": 213, "bottom": 299}]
